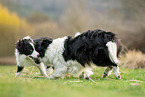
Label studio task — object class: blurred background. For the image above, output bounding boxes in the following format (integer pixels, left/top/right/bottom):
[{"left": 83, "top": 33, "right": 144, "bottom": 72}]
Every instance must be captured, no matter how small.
[{"left": 0, "top": 0, "right": 145, "bottom": 66}]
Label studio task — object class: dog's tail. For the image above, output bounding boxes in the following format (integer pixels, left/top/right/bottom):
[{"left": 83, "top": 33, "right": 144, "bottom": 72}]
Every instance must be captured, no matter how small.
[{"left": 106, "top": 41, "right": 119, "bottom": 64}]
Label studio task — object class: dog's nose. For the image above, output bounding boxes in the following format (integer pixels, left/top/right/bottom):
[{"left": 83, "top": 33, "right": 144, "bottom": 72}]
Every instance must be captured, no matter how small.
[{"left": 29, "top": 56, "right": 33, "bottom": 59}]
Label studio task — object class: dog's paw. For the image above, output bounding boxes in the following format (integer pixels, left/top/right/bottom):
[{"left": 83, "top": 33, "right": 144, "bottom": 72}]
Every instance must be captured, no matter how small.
[
  {"left": 79, "top": 72, "right": 91, "bottom": 80},
  {"left": 102, "top": 73, "right": 108, "bottom": 78},
  {"left": 15, "top": 72, "right": 21, "bottom": 77},
  {"left": 117, "top": 74, "right": 121, "bottom": 79},
  {"left": 115, "top": 74, "right": 121, "bottom": 79}
]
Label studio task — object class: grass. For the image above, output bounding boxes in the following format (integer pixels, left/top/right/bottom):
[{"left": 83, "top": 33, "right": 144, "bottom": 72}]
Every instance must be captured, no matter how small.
[{"left": 0, "top": 66, "right": 145, "bottom": 97}]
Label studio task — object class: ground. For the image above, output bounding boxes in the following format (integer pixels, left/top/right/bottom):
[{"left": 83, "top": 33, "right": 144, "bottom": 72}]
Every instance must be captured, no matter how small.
[{"left": 0, "top": 66, "right": 144, "bottom": 97}]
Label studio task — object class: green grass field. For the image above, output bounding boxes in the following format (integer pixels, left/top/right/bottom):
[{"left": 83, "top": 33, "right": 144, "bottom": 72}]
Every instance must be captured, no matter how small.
[{"left": 0, "top": 66, "right": 144, "bottom": 97}]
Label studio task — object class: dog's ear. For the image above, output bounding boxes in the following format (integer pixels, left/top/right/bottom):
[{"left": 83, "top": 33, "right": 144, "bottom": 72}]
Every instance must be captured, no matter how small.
[
  {"left": 17, "top": 39, "right": 22, "bottom": 46},
  {"left": 21, "top": 39, "right": 25, "bottom": 44},
  {"left": 16, "top": 39, "right": 22, "bottom": 50},
  {"left": 41, "top": 39, "right": 52, "bottom": 48},
  {"left": 107, "top": 32, "right": 116, "bottom": 37},
  {"left": 18, "top": 40, "right": 21, "bottom": 46}
]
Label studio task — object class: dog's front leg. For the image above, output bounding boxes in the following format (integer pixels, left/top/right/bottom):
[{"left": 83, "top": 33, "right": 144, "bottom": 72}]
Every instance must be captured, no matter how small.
[
  {"left": 36, "top": 62, "right": 48, "bottom": 76},
  {"left": 15, "top": 65, "right": 24, "bottom": 77},
  {"left": 46, "top": 65, "right": 54, "bottom": 75},
  {"left": 103, "top": 66, "right": 113, "bottom": 78}
]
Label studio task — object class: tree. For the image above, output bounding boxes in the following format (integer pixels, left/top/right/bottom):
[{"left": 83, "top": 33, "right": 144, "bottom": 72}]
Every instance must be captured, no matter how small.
[{"left": 0, "top": 4, "right": 33, "bottom": 56}]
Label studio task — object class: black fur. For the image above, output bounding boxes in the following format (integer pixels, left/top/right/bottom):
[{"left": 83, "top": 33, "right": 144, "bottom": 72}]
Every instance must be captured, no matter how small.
[
  {"left": 34, "top": 37, "right": 53, "bottom": 58},
  {"left": 16, "top": 39, "right": 34, "bottom": 55},
  {"left": 17, "top": 66, "right": 24, "bottom": 73},
  {"left": 16, "top": 37, "right": 53, "bottom": 64},
  {"left": 47, "top": 66, "right": 54, "bottom": 69},
  {"left": 63, "top": 29, "right": 122, "bottom": 67},
  {"left": 29, "top": 56, "right": 41, "bottom": 64}
]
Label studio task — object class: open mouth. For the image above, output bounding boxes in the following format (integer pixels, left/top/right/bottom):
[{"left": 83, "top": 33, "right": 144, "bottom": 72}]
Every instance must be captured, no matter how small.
[{"left": 28, "top": 56, "right": 41, "bottom": 64}]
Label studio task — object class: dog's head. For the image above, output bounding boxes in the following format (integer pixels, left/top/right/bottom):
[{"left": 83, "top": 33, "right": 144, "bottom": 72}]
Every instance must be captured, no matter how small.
[{"left": 16, "top": 36, "right": 40, "bottom": 59}]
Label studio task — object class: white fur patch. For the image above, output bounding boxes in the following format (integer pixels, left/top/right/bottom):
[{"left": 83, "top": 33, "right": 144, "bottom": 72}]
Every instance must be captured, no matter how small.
[
  {"left": 106, "top": 41, "right": 119, "bottom": 64},
  {"left": 46, "top": 67, "right": 54, "bottom": 75},
  {"left": 29, "top": 42, "right": 39, "bottom": 58},
  {"left": 113, "top": 66, "right": 120, "bottom": 78},
  {"left": 30, "top": 50, "right": 39, "bottom": 58},
  {"left": 23, "top": 36, "right": 31, "bottom": 40},
  {"left": 75, "top": 32, "right": 81, "bottom": 37},
  {"left": 15, "top": 49, "right": 36, "bottom": 67}
]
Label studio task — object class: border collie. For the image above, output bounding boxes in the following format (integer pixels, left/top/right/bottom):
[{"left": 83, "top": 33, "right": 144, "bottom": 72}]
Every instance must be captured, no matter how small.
[
  {"left": 15, "top": 36, "right": 53, "bottom": 77},
  {"left": 39, "top": 29, "right": 122, "bottom": 79}
]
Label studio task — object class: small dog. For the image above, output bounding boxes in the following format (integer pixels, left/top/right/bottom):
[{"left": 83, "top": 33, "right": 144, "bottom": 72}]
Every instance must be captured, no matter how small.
[{"left": 15, "top": 36, "right": 53, "bottom": 77}]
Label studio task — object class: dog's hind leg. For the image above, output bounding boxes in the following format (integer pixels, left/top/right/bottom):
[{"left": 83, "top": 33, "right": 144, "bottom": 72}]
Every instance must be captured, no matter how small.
[
  {"left": 79, "top": 71, "right": 93, "bottom": 79},
  {"left": 103, "top": 66, "right": 113, "bottom": 78},
  {"left": 36, "top": 62, "right": 48, "bottom": 76},
  {"left": 79, "top": 67, "right": 94, "bottom": 79},
  {"left": 106, "top": 41, "right": 121, "bottom": 79},
  {"left": 15, "top": 66, "right": 24, "bottom": 77},
  {"left": 113, "top": 66, "right": 121, "bottom": 79},
  {"left": 49, "top": 65, "right": 67, "bottom": 79}
]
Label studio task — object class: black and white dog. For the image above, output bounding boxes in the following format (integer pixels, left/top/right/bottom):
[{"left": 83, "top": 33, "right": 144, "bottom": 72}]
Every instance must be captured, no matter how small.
[
  {"left": 15, "top": 29, "right": 122, "bottom": 79},
  {"left": 15, "top": 36, "right": 53, "bottom": 77},
  {"left": 45, "top": 29, "right": 122, "bottom": 79}
]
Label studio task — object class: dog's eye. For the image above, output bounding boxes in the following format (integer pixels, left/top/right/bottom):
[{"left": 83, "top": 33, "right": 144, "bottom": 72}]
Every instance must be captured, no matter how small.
[{"left": 29, "top": 39, "right": 32, "bottom": 42}]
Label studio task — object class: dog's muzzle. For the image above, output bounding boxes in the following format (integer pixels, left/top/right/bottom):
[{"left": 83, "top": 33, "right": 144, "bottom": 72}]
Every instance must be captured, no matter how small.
[{"left": 29, "top": 56, "right": 41, "bottom": 64}]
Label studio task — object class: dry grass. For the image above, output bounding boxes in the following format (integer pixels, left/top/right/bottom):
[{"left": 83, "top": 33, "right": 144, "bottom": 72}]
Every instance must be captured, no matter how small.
[{"left": 119, "top": 50, "right": 145, "bottom": 69}]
